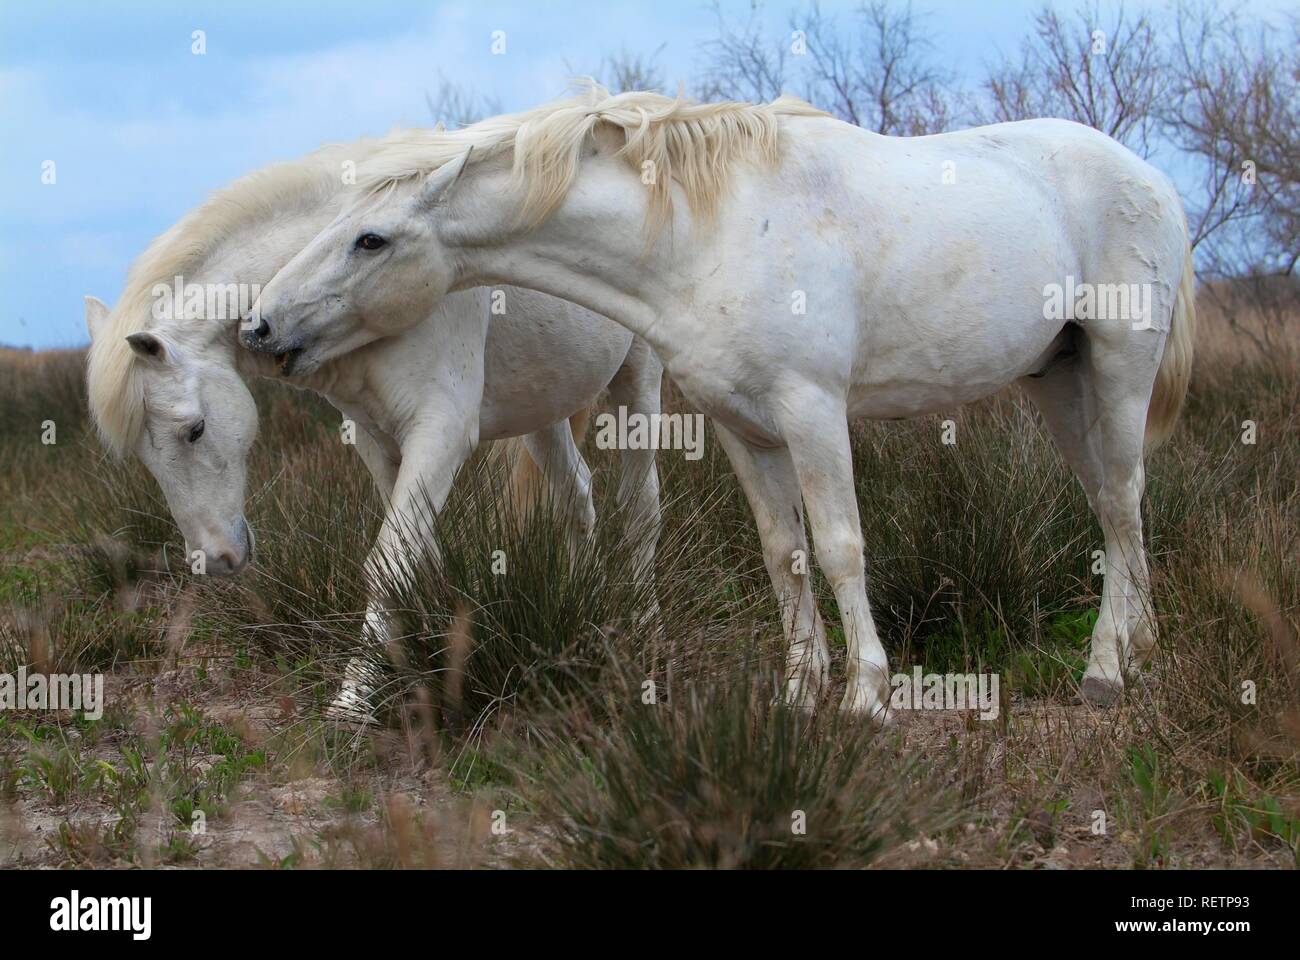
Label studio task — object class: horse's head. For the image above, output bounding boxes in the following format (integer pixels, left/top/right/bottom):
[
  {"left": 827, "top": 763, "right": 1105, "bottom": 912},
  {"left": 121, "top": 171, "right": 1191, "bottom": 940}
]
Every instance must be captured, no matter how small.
[
  {"left": 86, "top": 296, "right": 257, "bottom": 576},
  {"left": 243, "top": 150, "right": 472, "bottom": 377}
]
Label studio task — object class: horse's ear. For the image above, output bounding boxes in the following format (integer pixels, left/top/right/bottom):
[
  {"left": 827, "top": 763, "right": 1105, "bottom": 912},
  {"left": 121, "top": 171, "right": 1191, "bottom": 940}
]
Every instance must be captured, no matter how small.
[
  {"left": 84, "top": 296, "right": 110, "bottom": 341},
  {"left": 125, "top": 331, "right": 166, "bottom": 362},
  {"left": 432, "top": 121, "right": 446, "bottom": 133},
  {"left": 418, "top": 146, "right": 473, "bottom": 208}
]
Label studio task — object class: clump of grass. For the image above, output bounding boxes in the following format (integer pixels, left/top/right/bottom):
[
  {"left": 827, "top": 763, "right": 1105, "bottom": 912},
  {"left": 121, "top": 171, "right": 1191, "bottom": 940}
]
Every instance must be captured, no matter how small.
[
  {"left": 185, "top": 433, "right": 386, "bottom": 715},
  {"left": 849, "top": 397, "right": 1096, "bottom": 673},
  {"left": 1202, "top": 770, "right": 1300, "bottom": 864},
  {"left": 13, "top": 724, "right": 101, "bottom": 805},
  {"left": 47, "top": 818, "right": 141, "bottom": 868},
  {"left": 314, "top": 792, "right": 447, "bottom": 868},
  {"left": 155, "top": 702, "right": 268, "bottom": 825},
  {"left": 0, "top": 594, "right": 163, "bottom": 674},
  {"left": 513, "top": 656, "right": 962, "bottom": 868},
  {"left": 45, "top": 449, "right": 182, "bottom": 580},
  {"left": 376, "top": 459, "right": 688, "bottom": 732},
  {"left": 1134, "top": 358, "right": 1299, "bottom": 767}
]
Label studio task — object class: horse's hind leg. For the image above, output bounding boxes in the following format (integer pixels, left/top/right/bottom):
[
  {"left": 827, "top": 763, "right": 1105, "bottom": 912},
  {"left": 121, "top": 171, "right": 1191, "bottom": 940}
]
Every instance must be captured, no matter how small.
[
  {"left": 1020, "top": 349, "right": 1117, "bottom": 696},
  {"left": 606, "top": 337, "right": 664, "bottom": 585},
  {"left": 712, "top": 422, "right": 830, "bottom": 708},
  {"left": 1078, "top": 326, "right": 1164, "bottom": 703},
  {"left": 1020, "top": 338, "right": 1103, "bottom": 509},
  {"left": 521, "top": 419, "right": 597, "bottom": 563}
]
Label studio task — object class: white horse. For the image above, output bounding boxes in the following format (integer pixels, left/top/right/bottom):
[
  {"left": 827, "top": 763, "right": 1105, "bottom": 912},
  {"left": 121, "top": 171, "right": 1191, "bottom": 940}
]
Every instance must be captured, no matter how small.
[
  {"left": 247, "top": 85, "right": 1196, "bottom": 719},
  {"left": 85, "top": 135, "right": 664, "bottom": 722}
]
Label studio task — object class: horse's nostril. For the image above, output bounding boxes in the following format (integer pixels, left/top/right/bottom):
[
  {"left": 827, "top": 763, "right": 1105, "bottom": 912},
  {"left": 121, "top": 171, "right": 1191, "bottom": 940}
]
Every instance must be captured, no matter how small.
[{"left": 254, "top": 317, "right": 271, "bottom": 339}]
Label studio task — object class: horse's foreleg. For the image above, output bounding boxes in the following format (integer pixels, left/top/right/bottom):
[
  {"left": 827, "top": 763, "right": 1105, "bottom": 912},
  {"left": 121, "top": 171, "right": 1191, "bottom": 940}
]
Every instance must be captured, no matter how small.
[
  {"left": 713, "top": 422, "right": 830, "bottom": 710},
  {"left": 780, "top": 399, "right": 890, "bottom": 721},
  {"left": 328, "top": 416, "right": 479, "bottom": 724},
  {"left": 607, "top": 338, "right": 664, "bottom": 587},
  {"left": 324, "top": 424, "right": 403, "bottom": 723}
]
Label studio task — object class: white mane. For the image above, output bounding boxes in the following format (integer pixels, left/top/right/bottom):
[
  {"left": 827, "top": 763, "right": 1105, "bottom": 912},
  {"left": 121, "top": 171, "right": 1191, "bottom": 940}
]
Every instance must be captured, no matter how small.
[
  {"left": 88, "top": 83, "right": 824, "bottom": 456},
  {"left": 353, "top": 81, "right": 827, "bottom": 238},
  {"left": 86, "top": 135, "right": 422, "bottom": 456}
]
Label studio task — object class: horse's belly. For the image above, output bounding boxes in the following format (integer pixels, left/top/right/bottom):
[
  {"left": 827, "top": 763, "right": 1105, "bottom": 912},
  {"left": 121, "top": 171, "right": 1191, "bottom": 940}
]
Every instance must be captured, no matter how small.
[
  {"left": 847, "top": 324, "right": 1058, "bottom": 420},
  {"left": 848, "top": 377, "right": 1005, "bottom": 420}
]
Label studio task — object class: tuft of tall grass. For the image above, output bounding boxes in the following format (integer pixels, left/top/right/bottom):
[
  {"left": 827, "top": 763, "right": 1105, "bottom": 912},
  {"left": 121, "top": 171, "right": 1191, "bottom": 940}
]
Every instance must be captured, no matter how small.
[
  {"left": 0, "top": 594, "right": 162, "bottom": 675},
  {"left": 513, "top": 655, "right": 962, "bottom": 868},
  {"left": 849, "top": 397, "right": 1095, "bottom": 676}
]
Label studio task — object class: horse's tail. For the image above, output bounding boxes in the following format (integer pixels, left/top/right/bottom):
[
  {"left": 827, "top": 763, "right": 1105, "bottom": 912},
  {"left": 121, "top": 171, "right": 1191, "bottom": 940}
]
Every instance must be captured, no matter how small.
[
  {"left": 1145, "top": 243, "right": 1196, "bottom": 451},
  {"left": 488, "top": 405, "right": 594, "bottom": 523}
]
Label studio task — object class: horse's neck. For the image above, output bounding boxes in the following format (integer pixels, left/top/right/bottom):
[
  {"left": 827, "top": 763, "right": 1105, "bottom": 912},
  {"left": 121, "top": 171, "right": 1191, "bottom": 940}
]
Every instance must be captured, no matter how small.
[
  {"left": 447, "top": 157, "right": 680, "bottom": 352},
  {"left": 230, "top": 302, "right": 433, "bottom": 443},
  {"left": 231, "top": 327, "right": 357, "bottom": 406}
]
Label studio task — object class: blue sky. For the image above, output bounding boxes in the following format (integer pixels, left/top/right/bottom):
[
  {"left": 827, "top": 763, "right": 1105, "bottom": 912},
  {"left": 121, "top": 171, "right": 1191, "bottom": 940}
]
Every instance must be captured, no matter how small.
[{"left": 0, "top": 0, "right": 1284, "bottom": 348}]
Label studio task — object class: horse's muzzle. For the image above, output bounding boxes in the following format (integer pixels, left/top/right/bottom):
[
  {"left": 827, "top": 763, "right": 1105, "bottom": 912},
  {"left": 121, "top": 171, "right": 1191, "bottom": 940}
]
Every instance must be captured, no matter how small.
[
  {"left": 239, "top": 314, "right": 277, "bottom": 352},
  {"left": 239, "top": 319, "right": 304, "bottom": 375}
]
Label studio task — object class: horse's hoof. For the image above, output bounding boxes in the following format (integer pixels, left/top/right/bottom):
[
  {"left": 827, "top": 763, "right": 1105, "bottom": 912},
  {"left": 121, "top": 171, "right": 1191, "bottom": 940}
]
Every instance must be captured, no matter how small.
[
  {"left": 326, "top": 688, "right": 379, "bottom": 726},
  {"left": 1080, "top": 674, "right": 1123, "bottom": 707},
  {"left": 839, "top": 687, "right": 893, "bottom": 726},
  {"left": 326, "top": 705, "right": 379, "bottom": 727},
  {"left": 780, "top": 691, "right": 818, "bottom": 715},
  {"left": 783, "top": 674, "right": 827, "bottom": 713}
]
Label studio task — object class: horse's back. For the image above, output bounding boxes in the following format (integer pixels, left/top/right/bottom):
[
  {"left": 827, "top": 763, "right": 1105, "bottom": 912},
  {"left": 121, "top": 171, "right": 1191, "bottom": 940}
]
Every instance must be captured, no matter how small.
[{"left": 749, "top": 117, "right": 1190, "bottom": 419}]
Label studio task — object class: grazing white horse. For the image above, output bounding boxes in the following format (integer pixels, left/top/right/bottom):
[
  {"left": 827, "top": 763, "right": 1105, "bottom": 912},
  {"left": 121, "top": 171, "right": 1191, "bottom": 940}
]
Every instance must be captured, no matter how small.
[
  {"left": 247, "top": 85, "right": 1196, "bottom": 719},
  {"left": 85, "top": 135, "right": 664, "bottom": 722}
]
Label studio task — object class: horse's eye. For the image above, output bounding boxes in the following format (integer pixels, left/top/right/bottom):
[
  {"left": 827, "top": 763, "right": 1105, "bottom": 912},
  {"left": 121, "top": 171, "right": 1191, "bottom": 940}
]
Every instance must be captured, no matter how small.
[
  {"left": 187, "top": 419, "right": 205, "bottom": 444},
  {"left": 355, "top": 233, "right": 387, "bottom": 251}
]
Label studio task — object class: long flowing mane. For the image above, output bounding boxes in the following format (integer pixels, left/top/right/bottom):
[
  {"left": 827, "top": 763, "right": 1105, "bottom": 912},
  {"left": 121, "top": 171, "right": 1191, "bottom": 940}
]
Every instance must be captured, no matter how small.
[
  {"left": 89, "top": 84, "right": 823, "bottom": 457},
  {"left": 87, "top": 135, "right": 435, "bottom": 457},
  {"left": 354, "top": 82, "right": 827, "bottom": 239}
]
